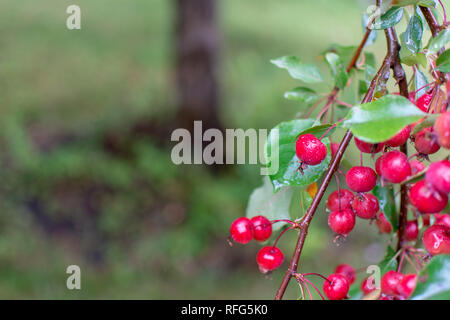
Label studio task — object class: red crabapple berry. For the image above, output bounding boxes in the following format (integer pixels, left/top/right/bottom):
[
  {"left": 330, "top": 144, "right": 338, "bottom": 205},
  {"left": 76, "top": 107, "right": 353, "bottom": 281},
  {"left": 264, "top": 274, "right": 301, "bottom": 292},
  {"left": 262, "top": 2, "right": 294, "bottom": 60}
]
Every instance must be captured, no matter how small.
[
  {"left": 376, "top": 212, "right": 393, "bottom": 234},
  {"left": 414, "top": 127, "right": 440, "bottom": 155},
  {"left": 346, "top": 166, "right": 378, "bottom": 193},
  {"left": 352, "top": 193, "right": 379, "bottom": 219},
  {"left": 410, "top": 160, "right": 425, "bottom": 175},
  {"left": 405, "top": 220, "right": 419, "bottom": 241},
  {"left": 295, "top": 134, "right": 328, "bottom": 166},
  {"left": 409, "top": 180, "right": 448, "bottom": 214},
  {"left": 250, "top": 216, "right": 272, "bottom": 242},
  {"left": 328, "top": 209, "right": 356, "bottom": 236},
  {"left": 385, "top": 126, "right": 411, "bottom": 147},
  {"left": 354, "top": 138, "right": 384, "bottom": 154},
  {"left": 434, "top": 112, "right": 450, "bottom": 149},
  {"left": 361, "top": 277, "right": 376, "bottom": 295},
  {"left": 425, "top": 160, "right": 450, "bottom": 194},
  {"left": 323, "top": 274, "right": 349, "bottom": 300},
  {"left": 397, "top": 274, "right": 417, "bottom": 299},
  {"left": 230, "top": 217, "right": 253, "bottom": 244},
  {"left": 435, "top": 213, "right": 450, "bottom": 228},
  {"left": 422, "top": 214, "right": 431, "bottom": 227},
  {"left": 334, "top": 264, "right": 356, "bottom": 285},
  {"left": 326, "top": 189, "right": 354, "bottom": 212},
  {"left": 379, "top": 150, "right": 411, "bottom": 183},
  {"left": 256, "top": 246, "right": 284, "bottom": 273},
  {"left": 415, "top": 92, "right": 433, "bottom": 112},
  {"left": 422, "top": 224, "right": 450, "bottom": 256},
  {"left": 381, "top": 271, "right": 403, "bottom": 296}
]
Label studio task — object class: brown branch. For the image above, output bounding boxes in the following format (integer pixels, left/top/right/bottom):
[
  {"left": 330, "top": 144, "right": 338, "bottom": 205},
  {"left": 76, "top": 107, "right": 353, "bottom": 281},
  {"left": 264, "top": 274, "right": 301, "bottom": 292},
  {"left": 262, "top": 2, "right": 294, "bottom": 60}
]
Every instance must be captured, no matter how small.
[{"left": 275, "top": 27, "right": 380, "bottom": 301}]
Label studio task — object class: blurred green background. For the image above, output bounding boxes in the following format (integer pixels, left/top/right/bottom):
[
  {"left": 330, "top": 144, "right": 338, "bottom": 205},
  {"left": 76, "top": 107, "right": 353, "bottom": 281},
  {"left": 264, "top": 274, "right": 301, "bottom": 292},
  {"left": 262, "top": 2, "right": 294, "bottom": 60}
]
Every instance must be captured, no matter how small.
[{"left": 0, "top": 0, "right": 446, "bottom": 299}]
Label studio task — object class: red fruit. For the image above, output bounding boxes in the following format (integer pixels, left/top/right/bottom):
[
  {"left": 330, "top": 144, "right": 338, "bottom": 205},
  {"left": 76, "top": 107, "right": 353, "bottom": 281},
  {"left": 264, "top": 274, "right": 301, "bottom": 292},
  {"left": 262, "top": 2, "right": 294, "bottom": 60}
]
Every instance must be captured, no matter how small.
[
  {"left": 355, "top": 138, "right": 384, "bottom": 154},
  {"left": 328, "top": 209, "right": 356, "bottom": 235},
  {"left": 415, "top": 92, "right": 433, "bottom": 112},
  {"left": 334, "top": 264, "right": 356, "bottom": 285},
  {"left": 379, "top": 294, "right": 394, "bottom": 300},
  {"left": 385, "top": 126, "right": 411, "bottom": 147},
  {"left": 376, "top": 212, "right": 393, "bottom": 234},
  {"left": 230, "top": 217, "right": 253, "bottom": 244},
  {"left": 422, "top": 214, "right": 431, "bottom": 227},
  {"left": 250, "top": 216, "right": 272, "bottom": 242},
  {"left": 405, "top": 220, "right": 419, "bottom": 241},
  {"left": 256, "top": 246, "right": 284, "bottom": 273},
  {"left": 381, "top": 271, "right": 403, "bottom": 296},
  {"left": 346, "top": 166, "right": 377, "bottom": 193},
  {"left": 409, "top": 180, "right": 448, "bottom": 214},
  {"left": 375, "top": 154, "right": 385, "bottom": 176},
  {"left": 423, "top": 224, "right": 450, "bottom": 256},
  {"left": 414, "top": 127, "right": 440, "bottom": 155},
  {"left": 379, "top": 150, "right": 411, "bottom": 183},
  {"left": 410, "top": 159, "right": 425, "bottom": 175},
  {"left": 323, "top": 274, "right": 349, "bottom": 300},
  {"left": 434, "top": 112, "right": 450, "bottom": 149},
  {"left": 397, "top": 274, "right": 417, "bottom": 299},
  {"left": 326, "top": 189, "right": 354, "bottom": 212},
  {"left": 361, "top": 277, "right": 376, "bottom": 295},
  {"left": 435, "top": 213, "right": 450, "bottom": 228},
  {"left": 425, "top": 160, "right": 450, "bottom": 194},
  {"left": 330, "top": 142, "right": 339, "bottom": 158},
  {"left": 352, "top": 193, "right": 379, "bottom": 219},
  {"left": 295, "top": 134, "right": 328, "bottom": 165}
]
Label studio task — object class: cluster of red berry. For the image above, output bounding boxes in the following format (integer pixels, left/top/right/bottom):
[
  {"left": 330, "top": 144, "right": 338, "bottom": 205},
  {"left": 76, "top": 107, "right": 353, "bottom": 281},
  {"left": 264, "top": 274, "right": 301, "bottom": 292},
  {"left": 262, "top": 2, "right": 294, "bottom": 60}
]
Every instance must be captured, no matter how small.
[{"left": 229, "top": 92, "right": 449, "bottom": 300}]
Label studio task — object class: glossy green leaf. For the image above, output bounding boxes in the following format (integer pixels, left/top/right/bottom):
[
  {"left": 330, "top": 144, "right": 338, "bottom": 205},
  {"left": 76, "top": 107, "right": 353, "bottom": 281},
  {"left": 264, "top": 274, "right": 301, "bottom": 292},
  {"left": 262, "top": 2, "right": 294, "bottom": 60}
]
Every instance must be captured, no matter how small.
[
  {"left": 266, "top": 119, "right": 331, "bottom": 191},
  {"left": 284, "top": 87, "right": 319, "bottom": 104},
  {"left": 378, "top": 246, "right": 398, "bottom": 274},
  {"left": 325, "top": 52, "right": 348, "bottom": 90},
  {"left": 295, "top": 123, "right": 335, "bottom": 140},
  {"left": 404, "top": 15, "right": 423, "bottom": 54},
  {"left": 414, "top": 68, "right": 429, "bottom": 100},
  {"left": 246, "top": 177, "right": 294, "bottom": 232},
  {"left": 412, "top": 255, "right": 450, "bottom": 300},
  {"left": 372, "top": 6, "right": 403, "bottom": 30},
  {"left": 436, "top": 49, "right": 450, "bottom": 72},
  {"left": 393, "top": 0, "right": 422, "bottom": 5},
  {"left": 427, "top": 29, "right": 450, "bottom": 54},
  {"left": 400, "top": 32, "right": 427, "bottom": 67},
  {"left": 271, "top": 56, "right": 323, "bottom": 83},
  {"left": 323, "top": 44, "right": 357, "bottom": 68},
  {"left": 418, "top": 0, "right": 437, "bottom": 7},
  {"left": 373, "top": 184, "right": 397, "bottom": 232},
  {"left": 341, "top": 94, "right": 427, "bottom": 143}
]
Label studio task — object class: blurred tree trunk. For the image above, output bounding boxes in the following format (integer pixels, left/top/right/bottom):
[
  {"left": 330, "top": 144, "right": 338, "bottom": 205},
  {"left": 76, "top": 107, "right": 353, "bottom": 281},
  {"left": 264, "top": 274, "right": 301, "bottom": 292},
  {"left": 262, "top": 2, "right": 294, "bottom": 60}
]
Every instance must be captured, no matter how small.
[{"left": 175, "top": 0, "right": 222, "bottom": 132}]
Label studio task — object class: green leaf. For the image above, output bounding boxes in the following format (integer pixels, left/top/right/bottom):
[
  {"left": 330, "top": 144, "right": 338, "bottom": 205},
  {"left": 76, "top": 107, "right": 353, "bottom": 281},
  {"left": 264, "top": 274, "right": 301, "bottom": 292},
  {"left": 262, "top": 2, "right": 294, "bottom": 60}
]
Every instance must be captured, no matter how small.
[
  {"left": 393, "top": 0, "right": 422, "bottom": 6},
  {"left": 404, "top": 15, "right": 423, "bottom": 54},
  {"left": 378, "top": 246, "right": 398, "bottom": 274},
  {"left": 325, "top": 53, "right": 348, "bottom": 90},
  {"left": 246, "top": 177, "right": 294, "bottom": 232},
  {"left": 414, "top": 68, "right": 429, "bottom": 100},
  {"left": 418, "top": 0, "right": 437, "bottom": 8},
  {"left": 412, "top": 255, "right": 450, "bottom": 300},
  {"left": 266, "top": 119, "right": 331, "bottom": 191},
  {"left": 372, "top": 6, "right": 403, "bottom": 30},
  {"left": 411, "top": 114, "right": 438, "bottom": 135},
  {"left": 341, "top": 94, "right": 427, "bottom": 143},
  {"left": 373, "top": 184, "right": 397, "bottom": 232},
  {"left": 284, "top": 87, "right": 319, "bottom": 104},
  {"left": 427, "top": 29, "right": 450, "bottom": 54},
  {"left": 295, "top": 123, "right": 335, "bottom": 141},
  {"left": 271, "top": 56, "right": 323, "bottom": 83},
  {"left": 436, "top": 49, "right": 450, "bottom": 73}
]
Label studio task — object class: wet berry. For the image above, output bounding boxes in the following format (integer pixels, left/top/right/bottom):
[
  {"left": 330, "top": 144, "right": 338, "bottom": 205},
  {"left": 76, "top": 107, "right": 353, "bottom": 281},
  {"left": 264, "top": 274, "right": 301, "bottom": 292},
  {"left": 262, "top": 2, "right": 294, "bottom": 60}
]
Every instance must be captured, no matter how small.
[
  {"left": 328, "top": 209, "right": 356, "bottom": 236},
  {"left": 355, "top": 138, "right": 384, "bottom": 154},
  {"left": 250, "top": 216, "right": 272, "bottom": 242},
  {"left": 379, "top": 150, "right": 411, "bottom": 183},
  {"left": 256, "top": 246, "right": 284, "bottom": 273},
  {"left": 385, "top": 126, "right": 411, "bottom": 147},
  {"left": 422, "top": 224, "right": 450, "bottom": 256},
  {"left": 434, "top": 112, "right": 450, "bottom": 149},
  {"left": 435, "top": 213, "right": 450, "bottom": 228},
  {"left": 326, "top": 189, "right": 354, "bottom": 212},
  {"left": 361, "top": 277, "right": 376, "bottom": 295},
  {"left": 323, "top": 274, "right": 349, "bottom": 300},
  {"left": 425, "top": 160, "right": 450, "bottom": 194},
  {"left": 381, "top": 271, "right": 403, "bottom": 296},
  {"left": 352, "top": 193, "right": 379, "bottom": 219},
  {"left": 405, "top": 220, "right": 419, "bottom": 241},
  {"left": 409, "top": 180, "right": 448, "bottom": 214},
  {"left": 410, "top": 159, "right": 425, "bottom": 175},
  {"left": 334, "top": 264, "right": 356, "bottom": 285},
  {"left": 295, "top": 134, "right": 328, "bottom": 165},
  {"left": 414, "top": 127, "right": 440, "bottom": 155},
  {"left": 376, "top": 212, "right": 392, "bottom": 234},
  {"left": 346, "top": 166, "right": 377, "bottom": 193},
  {"left": 230, "top": 217, "right": 253, "bottom": 244}
]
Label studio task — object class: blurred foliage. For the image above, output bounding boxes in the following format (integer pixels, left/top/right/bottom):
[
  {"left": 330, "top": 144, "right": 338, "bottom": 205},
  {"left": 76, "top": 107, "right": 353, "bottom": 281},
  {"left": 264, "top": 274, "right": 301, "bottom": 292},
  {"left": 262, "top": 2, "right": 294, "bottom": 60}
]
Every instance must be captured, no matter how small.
[{"left": 0, "top": 0, "right": 447, "bottom": 299}]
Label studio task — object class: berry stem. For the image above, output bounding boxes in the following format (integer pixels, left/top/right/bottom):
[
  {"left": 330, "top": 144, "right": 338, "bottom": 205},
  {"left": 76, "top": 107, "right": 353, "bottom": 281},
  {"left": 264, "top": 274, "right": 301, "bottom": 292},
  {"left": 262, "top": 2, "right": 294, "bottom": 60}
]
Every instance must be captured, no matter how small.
[
  {"left": 272, "top": 226, "right": 293, "bottom": 247},
  {"left": 303, "top": 278, "right": 325, "bottom": 300},
  {"left": 302, "top": 272, "right": 330, "bottom": 283}
]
